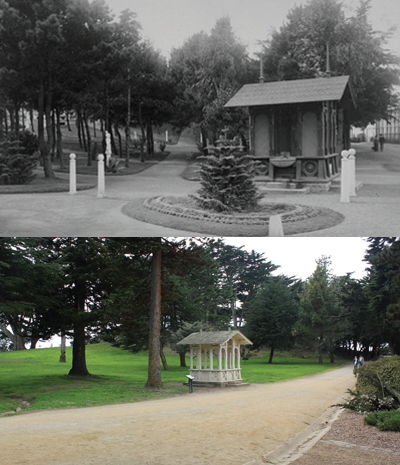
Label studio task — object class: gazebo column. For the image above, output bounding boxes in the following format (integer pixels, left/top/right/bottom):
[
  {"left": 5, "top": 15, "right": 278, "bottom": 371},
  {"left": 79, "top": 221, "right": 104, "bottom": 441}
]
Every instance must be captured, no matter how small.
[
  {"left": 204, "top": 345, "right": 208, "bottom": 369},
  {"left": 237, "top": 345, "right": 241, "bottom": 369},
  {"left": 210, "top": 347, "right": 214, "bottom": 370},
  {"left": 196, "top": 344, "right": 202, "bottom": 369},
  {"left": 190, "top": 346, "right": 194, "bottom": 370},
  {"left": 218, "top": 346, "right": 222, "bottom": 370}
]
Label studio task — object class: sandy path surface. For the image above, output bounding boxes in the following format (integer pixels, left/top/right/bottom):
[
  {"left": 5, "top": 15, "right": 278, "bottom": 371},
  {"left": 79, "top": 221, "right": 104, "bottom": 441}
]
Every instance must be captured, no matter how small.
[{"left": 0, "top": 366, "right": 355, "bottom": 465}]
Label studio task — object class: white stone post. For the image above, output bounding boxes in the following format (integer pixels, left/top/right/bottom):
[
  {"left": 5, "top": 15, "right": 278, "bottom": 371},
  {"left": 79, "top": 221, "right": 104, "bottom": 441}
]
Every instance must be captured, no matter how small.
[
  {"left": 340, "top": 150, "right": 350, "bottom": 203},
  {"left": 269, "top": 215, "right": 284, "bottom": 237},
  {"left": 348, "top": 148, "right": 357, "bottom": 197},
  {"left": 69, "top": 153, "right": 77, "bottom": 195},
  {"left": 165, "top": 130, "right": 168, "bottom": 142},
  {"left": 97, "top": 154, "right": 105, "bottom": 198}
]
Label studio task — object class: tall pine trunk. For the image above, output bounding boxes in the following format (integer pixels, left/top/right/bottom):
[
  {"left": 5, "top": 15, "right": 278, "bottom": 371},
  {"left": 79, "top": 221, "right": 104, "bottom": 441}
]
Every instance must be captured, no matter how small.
[
  {"left": 145, "top": 243, "right": 163, "bottom": 388},
  {"left": 68, "top": 276, "right": 90, "bottom": 377}
]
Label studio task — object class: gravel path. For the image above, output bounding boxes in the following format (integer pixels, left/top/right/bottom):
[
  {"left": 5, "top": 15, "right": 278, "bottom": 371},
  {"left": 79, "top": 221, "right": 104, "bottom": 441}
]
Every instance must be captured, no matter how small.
[{"left": 0, "top": 366, "right": 354, "bottom": 465}]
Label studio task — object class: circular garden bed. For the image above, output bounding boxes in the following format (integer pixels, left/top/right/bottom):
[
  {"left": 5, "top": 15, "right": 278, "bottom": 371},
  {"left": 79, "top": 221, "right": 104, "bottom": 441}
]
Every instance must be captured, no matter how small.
[{"left": 122, "top": 195, "right": 344, "bottom": 236}]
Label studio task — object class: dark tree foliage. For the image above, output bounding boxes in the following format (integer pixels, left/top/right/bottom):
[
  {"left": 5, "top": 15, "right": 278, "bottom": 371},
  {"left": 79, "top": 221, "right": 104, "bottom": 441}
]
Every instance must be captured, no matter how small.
[
  {"left": 246, "top": 275, "right": 300, "bottom": 363},
  {"left": 262, "top": 0, "right": 400, "bottom": 126},
  {"left": 365, "top": 237, "right": 400, "bottom": 355}
]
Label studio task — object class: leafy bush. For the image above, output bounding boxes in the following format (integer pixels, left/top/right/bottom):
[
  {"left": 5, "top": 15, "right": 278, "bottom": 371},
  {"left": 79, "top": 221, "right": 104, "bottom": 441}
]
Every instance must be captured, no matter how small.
[
  {"left": 364, "top": 410, "right": 400, "bottom": 431},
  {"left": 356, "top": 356, "right": 400, "bottom": 392},
  {"left": 337, "top": 356, "right": 400, "bottom": 413}
]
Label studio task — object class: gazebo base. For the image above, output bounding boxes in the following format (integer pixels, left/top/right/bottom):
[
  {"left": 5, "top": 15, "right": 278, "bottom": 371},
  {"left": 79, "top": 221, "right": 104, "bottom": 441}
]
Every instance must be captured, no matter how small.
[{"left": 183, "top": 381, "right": 250, "bottom": 388}]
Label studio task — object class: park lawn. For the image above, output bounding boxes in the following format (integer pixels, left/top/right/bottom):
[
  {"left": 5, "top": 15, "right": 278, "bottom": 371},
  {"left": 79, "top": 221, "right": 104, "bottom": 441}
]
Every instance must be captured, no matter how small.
[{"left": 0, "top": 343, "right": 350, "bottom": 415}]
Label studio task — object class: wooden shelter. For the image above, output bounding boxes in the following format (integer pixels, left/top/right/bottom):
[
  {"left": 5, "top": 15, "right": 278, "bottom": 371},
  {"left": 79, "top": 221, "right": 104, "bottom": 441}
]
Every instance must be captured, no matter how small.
[
  {"left": 177, "top": 330, "right": 252, "bottom": 387},
  {"left": 225, "top": 75, "right": 356, "bottom": 190}
]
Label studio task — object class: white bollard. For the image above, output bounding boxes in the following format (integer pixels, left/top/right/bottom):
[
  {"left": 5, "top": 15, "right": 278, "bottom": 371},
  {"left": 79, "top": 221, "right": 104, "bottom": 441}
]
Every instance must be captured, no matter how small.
[
  {"left": 69, "top": 153, "right": 77, "bottom": 195},
  {"left": 97, "top": 154, "right": 105, "bottom": 198},
  {"left": 348, "top": 148, "right": 356, "bottom": 197},
  {"left": 269, "top": 215, "right": 284, "bottom": 237},
  {"left": 165, "top": 130, "right": 168, "bottom": 142},
  {"left": 340, "top": 150, "right": 350, "bottom": 203}
]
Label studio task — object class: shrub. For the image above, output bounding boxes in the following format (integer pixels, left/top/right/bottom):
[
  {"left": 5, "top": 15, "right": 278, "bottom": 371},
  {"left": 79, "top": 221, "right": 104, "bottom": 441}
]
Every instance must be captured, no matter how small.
[
  {"left": 357, "top": 356, "right": 400, "bottom": 394},
  {"left": 365, "top": 410, "right": 400, "bottom": 431},
  {"left": 195, "top": 145, "right": 261, "bottom": 213},
  {"left": 336, "top": 356, "right": 400, "bottom": 413},
  {"left": 0, "top": 134, "right": 38, "bottom": 185}
]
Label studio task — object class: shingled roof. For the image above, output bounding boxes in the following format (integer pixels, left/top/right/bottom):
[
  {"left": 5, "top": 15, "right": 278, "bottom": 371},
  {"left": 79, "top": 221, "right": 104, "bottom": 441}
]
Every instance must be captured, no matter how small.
[
  {"left": 177, "top": 330, "right": 252, "bottom": 346},
  {"left": 225, "top": 75, "right": 352, "bottom": 108}
]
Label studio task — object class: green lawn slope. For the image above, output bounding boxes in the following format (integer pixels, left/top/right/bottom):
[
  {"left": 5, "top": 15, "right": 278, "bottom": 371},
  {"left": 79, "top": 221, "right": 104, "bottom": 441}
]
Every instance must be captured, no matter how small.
[{"left": 0, "top": 343, "right": 350, "bottom": 415}]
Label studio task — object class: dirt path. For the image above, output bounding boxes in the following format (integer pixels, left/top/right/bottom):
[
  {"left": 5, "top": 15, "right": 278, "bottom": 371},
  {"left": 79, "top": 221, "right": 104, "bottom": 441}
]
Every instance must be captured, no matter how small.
[{"left": 0, "top": 366, "right": 355, "bottom": 465}]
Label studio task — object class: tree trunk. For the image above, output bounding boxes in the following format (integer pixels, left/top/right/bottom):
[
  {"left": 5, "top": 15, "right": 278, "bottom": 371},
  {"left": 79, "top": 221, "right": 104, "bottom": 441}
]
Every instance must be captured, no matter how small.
[
  {"left": 68, "top": 273, "right": 90, "bottom": 376},
  {"left": 268, "top": 346, "right": 275, "bottom": 364},
  {"left": 145, "top": 244, "right": 163, "bottom": 388},
  {"left": 160, "top": 346, "right": 169, "bottom": 371},
  {"left": 138, "top": 102, "right": 146, "bottom": 162},
  {"left": 146, "top": 120, "right": 154, "bottom": 157},
  {"left": 179, "top": 352, "right": 187, "bottom": 367},
  {"left": 0, "top": 325, "right": 27, "bottom": 350},
  {"left": 56, "top": 108, "right": 65, "bottom": 170},
  {"left": 30, "top": 108, "right": 35, "bottom": 132},
  {"left": 59, "top": 333, "right": 66, "bottom": 363},
  {"left": 68, "top": 320, "right": 89, "bottom": 376},
  {"left": 231, "top": 297, "right": 237, "bottom": 329},
  {"left": 84, "top": 111, "right": 92, "bottom": 166},
  {"left": 30, "top": 337, "right": 39, "bottom": 349},
  {"left": 114, "top": 122, "right": 122, "bottom": 157},
  {"left": 38, "top": 81, "right": 55, "bottom": 178},
  {"left": 125, "top": 75, "right": 131, "bottom": 167}
]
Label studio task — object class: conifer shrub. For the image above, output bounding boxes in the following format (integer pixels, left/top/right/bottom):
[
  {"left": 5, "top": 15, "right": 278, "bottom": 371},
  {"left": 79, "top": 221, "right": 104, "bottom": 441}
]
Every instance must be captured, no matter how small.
[
  {"left": 0, "top": 132, "right": 38, "bottom": 185},
  {"left": 364, "top": 410, "right": 400, "bottom": 431},
  {"left": 192, "top": 144, "right": 261, "bottom": 213}
]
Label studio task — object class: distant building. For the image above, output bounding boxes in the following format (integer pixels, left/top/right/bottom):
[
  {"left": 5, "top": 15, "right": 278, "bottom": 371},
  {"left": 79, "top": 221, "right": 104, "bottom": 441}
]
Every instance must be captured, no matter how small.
[{"left": 375, "top": 111, "right": 400, "bottom": 143}]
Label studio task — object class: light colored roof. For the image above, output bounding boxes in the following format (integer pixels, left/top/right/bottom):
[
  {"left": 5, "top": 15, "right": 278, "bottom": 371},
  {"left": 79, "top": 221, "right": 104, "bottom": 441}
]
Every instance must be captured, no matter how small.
[
  {"left": 225, "top": 75, "right": 351, "bottom": 108},
  {"left": 177, "top": 330, "right": 252, "bottom": 346}
]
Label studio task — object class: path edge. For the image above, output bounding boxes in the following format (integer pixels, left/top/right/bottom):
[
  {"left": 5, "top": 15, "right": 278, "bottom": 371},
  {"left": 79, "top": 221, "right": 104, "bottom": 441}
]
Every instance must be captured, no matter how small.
[{"left": 243, "top": 399, "right": 347, "bottom": 465}]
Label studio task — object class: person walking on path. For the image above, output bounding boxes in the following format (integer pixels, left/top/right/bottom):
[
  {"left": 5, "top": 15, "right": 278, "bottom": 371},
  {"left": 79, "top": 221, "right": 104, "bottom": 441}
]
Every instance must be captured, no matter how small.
[
  {"left": 379, "top": 134, "right": 386, "bottom": 151},
  {"left": 358, "top": 354, "right": 364, "bottom": 367},
  {"left": 353, "top": 355, "right": 358, "bottom": 372}
]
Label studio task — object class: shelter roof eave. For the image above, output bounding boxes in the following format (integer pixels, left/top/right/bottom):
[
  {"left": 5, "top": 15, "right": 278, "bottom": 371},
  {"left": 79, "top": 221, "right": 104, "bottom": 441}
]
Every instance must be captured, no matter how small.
[
  {"left": 225, "top": 75, "right": 352, "bottom": 108},
  {"left": 177, "top": 330, "right": 252, "bottom": 346}
]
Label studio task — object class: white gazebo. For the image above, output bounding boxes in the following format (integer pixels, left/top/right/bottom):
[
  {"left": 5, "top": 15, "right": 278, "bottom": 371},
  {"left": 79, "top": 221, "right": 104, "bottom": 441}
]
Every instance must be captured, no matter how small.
[{"left": 177, "top": 330, "right": 252, "bottom": 386}]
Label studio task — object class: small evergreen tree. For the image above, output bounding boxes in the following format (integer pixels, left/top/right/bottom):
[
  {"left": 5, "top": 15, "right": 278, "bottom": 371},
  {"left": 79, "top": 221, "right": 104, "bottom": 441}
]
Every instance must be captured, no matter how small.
[
  {"left": 193, "top": 143, "right": 261, "bottom": 213},
  {"left": 0, "top": 133, "right": 38, "bottom": 185}
]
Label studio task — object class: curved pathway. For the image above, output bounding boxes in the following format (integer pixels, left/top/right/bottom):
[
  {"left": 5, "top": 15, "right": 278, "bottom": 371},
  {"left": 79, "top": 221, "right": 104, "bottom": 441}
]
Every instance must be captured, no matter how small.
[
  {"left": 0, "top": 365, "right": 355, "bottom": 465},
  {"left": 0, "top": 129, "right": 203, "bottom": 236}
]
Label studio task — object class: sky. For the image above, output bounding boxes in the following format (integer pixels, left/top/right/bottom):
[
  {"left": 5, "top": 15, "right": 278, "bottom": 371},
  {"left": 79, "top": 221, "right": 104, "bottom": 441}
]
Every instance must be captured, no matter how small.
[
  {"left": 224, "top": 236, "right": 369, "bottom": 281},
  {"left": 105, "top": 0, "right": 400, "bottom": 59}
]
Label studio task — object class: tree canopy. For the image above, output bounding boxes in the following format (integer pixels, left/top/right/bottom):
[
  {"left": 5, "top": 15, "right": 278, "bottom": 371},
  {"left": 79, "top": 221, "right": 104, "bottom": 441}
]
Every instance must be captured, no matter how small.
[{"left": 261, "top": 0, "right": 400, "bottom": 126}]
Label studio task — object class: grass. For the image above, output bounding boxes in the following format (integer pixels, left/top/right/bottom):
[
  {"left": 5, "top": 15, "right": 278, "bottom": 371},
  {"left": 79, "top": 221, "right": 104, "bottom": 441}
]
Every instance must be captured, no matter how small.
[{"left": 0, "top": 343, "right": 350, "bottom": 415}]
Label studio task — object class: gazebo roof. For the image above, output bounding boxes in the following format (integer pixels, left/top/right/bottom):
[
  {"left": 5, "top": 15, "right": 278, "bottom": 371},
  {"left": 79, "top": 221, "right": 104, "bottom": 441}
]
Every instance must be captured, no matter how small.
[
  {"left": 177, "top": 330, "right": 252, "bottom": 346},
  {"left": 225, "top": 75, "right": 352, "bottom": 108}
]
